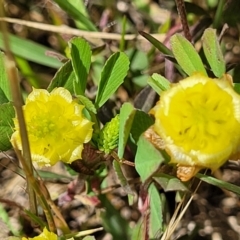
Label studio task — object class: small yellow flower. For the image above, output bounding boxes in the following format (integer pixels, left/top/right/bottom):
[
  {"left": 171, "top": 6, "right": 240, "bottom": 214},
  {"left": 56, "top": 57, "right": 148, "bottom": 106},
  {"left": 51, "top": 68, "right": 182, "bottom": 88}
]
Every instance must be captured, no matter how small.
[
  {"left": 11, "top": 87, "right": 93, "bottom": 166},
  {"left": 150, "top": 73, "right": 240, "bottom": 179},
  {"left": 22, "top": 227, "right": 57, "bottom": 240}
]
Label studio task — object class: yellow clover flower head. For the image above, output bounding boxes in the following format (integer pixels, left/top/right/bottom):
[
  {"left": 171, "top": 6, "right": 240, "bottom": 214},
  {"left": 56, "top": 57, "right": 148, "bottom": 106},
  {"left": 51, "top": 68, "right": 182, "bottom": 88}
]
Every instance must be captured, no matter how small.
[
  {"left": 150, "top": 73, "right": 240, "bottom": 180},
  {"left": 22, "top": 227, "right": 57, "bottom": 240},
  {"left": 11, "top": 87, "right": 93, "bottom": 167}
]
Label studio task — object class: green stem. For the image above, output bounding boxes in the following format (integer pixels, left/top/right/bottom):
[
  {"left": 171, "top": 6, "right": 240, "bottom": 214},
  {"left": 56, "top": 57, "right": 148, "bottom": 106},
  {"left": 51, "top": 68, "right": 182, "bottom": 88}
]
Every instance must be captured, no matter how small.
[
  {"left": 212, "top": 0, "right": 224, "bottom": 29},
  {"left": 120, "top": 15, "right": 127, "bottom": 52}
]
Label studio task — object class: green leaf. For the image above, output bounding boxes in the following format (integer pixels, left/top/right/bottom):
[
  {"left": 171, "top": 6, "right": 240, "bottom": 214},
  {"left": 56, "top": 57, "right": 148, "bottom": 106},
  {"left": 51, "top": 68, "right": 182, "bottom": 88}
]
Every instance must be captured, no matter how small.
[
  {"left": 130, "top": 110, "right": 154, "bottom": 143},
  {"left": 0, "top": 33, "right": 62, "bottom": 69},
  {"left": 149, "top": 183, "right": 163, "bottom": 238},
  {"left": 0, "top": 102, "right": 15, "bottom": 151},
  {"left": 69, "top": 37, "right": 92, "bottom": 95},
  {"left": 153, "top": 173, "right": 189, "bottom": 192},
  {"left": 202, "top": 28, "right": 225, "bottom": 77},
  {"left": 52, "top": 0, "right": 97, "bottom": 31},
  {"left": 148, "top": 73, "right": 171, "bottom": 94},
  {"left": 196, "top": 173, "right": 240, "bottom": 196},
  {"left": 131, "top": 217, "right": 147, "bottom": 240},
  {"left": 76, "top": 95, "right": 97, "bottom": 114},
  {"left": 126, "top": 48, "right": 149, "bottom": 71},
  {"left": 125, "top": 48, "right": 149, "bottom": 88},
  {"left": 170, "top": 34, "right": 207, "bottom": 76},
  {"left": 47, "top": 60, "right": 75, "bottom": 93},
  {"left": 234, "top": 83, "right": 240, "bottom": 94},
  {"left": 95, "top": 52, "right": 130, "bottom": 109},
  {"left": 0, "top": 88, "right": 9, "bottom": 104},
  {"left": 118, "top": 103, "right": 136, "bottom": 159},
  {"left": 132, "top": 74, "right": 149, "bottom": 88},
  {"left": 0, "top": 52, "right": 11, "bottom": 101},
  {"left": 135, "top": 136, "right": 166, "bottom": 182}
]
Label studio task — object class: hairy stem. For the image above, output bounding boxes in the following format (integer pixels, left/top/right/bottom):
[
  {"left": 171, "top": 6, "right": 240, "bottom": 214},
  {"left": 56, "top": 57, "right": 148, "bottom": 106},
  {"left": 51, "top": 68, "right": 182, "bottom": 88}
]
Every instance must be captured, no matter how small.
[{"left": 175, "top": 0, "right": 192, "bottom": 42}]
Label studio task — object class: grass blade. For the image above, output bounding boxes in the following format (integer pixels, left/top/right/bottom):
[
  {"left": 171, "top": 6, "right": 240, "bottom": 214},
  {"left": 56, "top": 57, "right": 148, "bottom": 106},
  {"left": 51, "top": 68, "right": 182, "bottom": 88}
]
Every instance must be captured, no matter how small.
[{"left": 0, "top": 33, "right": 62, "bottom": 68}]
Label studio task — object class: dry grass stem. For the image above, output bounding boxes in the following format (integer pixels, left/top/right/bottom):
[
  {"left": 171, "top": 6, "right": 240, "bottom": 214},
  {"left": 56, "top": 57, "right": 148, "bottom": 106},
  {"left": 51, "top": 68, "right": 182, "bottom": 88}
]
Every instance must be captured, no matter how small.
[{"left": 0, "top": 17, "right": 165, "bottom": 42}]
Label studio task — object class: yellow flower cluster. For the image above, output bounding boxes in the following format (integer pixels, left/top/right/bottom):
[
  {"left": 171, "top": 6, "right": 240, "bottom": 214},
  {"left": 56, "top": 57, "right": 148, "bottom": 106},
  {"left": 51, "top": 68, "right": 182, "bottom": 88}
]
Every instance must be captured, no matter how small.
[
  {"left": 150, "top": 74, "right": 240, "bottom": 180},
  {"left": 22, "top": 227, "right": 57, "bottom": 240},
  {"left": 11, "top": 87, "right": 93, "bottom": 167}
]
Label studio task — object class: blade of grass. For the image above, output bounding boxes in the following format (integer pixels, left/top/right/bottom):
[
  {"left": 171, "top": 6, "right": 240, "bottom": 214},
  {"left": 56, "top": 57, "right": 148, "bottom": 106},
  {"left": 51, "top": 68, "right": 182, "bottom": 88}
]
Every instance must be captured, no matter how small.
[
  {"left": 0, "top": 51, "right": 11, "bottom": 101},
  {"left": 15, "top": 56, "right": 41, "bottom": 88},
  {"left": 139, "top": 31, "right": 173, "bottom": 56},
  {"left": 196, "top": 173, "right": 240, "bottom": 196},
  {"left": 0, "top": 32, "right": 62, "bottom": 68},
  {"left": 139, "top": 31, "right": 185, "bottom": 75},
  {"left": 64, "top": 227, "right": 103, "bottom": 238},
  {"left": 52, "top": 0, "right": 97, "bottom": 31},
  {"left": 212, "top": 0, "right": 225, "bottom": 28}
]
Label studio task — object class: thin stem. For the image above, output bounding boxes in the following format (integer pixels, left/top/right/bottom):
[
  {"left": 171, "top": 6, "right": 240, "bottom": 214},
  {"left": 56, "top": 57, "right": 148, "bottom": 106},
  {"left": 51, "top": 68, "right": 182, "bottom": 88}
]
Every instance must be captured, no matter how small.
[
  {"left": 0, "top": 0, "right": 37, "bottom": 215},
  {"left": 175, "top": 0, "right": 192, "bottom": 42},
  {"left": 38, "top": 179, "right": 70, "bottom": 234},
  {"left": 111, "top": 151, "right": 135, "bottom": 167},
  {"left": 0, "top": 17, "right": 165, "bottom": 42},
  {"left": 13, "top": 141, "right": 71, "bottom": 234},
  {"left": 160, "top": 178, "right": 202, "bottom": 240},
  {"left": 120, "top": 15, "right": 127, "bottom": 52},
  {"left": 12, "top": 143, "right": 56, "bottom": 233}
]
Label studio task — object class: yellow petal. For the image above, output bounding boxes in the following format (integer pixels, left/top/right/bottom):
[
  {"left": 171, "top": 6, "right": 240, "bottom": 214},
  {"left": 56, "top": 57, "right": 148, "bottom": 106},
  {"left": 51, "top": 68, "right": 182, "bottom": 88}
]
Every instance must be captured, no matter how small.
[
  {"left": 151, "top": 73, "right": 240, "bottom": 173},
  {"left": 12, "top": 88, "right": 94, "bottom": 167},
  {"left": 26, "top": 88, "right": 50, "bottom": 103},
  {"left": 22, "top": 227, "right": 57, "bottom": 240}
]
